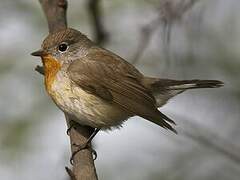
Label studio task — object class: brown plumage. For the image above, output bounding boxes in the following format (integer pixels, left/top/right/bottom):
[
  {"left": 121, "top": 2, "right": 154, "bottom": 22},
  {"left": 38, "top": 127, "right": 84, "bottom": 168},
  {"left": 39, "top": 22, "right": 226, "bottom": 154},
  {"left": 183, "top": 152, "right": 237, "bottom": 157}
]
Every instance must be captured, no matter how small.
[{"left": 32, "top": 28, "right": 224, "bottom": 133}]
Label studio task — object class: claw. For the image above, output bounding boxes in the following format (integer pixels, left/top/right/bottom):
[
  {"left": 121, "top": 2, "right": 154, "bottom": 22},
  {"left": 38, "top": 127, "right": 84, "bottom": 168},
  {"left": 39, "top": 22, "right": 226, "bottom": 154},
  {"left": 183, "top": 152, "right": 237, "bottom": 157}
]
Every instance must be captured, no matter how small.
[
  {"left": 91, "top": 149, "right": 97, "bottom": 160},
  {"left": 66, "top": 126, "right": 72, "bottom": 135},
  {"left": 69, "top": 128, "right": 100, "bottom": 164},
  {"left": 70, "top": 144, "right": 97, "bottom": 164},
  {"left": 70, "top": 143, "right": 88, "bottom": 164}
]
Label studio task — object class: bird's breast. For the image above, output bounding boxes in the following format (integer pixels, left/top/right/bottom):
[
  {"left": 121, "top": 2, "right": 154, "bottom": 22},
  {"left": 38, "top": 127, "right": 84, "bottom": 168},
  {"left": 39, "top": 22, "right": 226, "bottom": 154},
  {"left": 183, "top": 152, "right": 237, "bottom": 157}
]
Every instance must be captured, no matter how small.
[
  {"left": 48, "top": 71, "right": 129, "bottom": 128},
  {"left": 41, "top": 54, "right": 61, "bottom": 93}
]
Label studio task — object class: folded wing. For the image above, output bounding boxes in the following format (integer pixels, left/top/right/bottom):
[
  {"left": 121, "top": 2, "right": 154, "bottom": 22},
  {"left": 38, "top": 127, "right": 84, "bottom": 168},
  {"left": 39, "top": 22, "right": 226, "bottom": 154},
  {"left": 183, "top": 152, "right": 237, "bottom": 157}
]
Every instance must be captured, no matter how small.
[{"left": 67, "top": 47, "right": 176, "bottom": 132}]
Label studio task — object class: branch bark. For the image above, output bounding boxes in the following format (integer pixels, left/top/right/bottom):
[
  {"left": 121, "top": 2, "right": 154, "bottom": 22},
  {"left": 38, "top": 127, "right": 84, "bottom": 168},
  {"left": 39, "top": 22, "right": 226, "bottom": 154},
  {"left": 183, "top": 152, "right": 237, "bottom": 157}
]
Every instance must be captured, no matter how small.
[
  {"left": 39, "top": 0, "right": 68, "bottom": 33},
  {"left": 37, "top": 0, "right": 98, "bottom": 179}
]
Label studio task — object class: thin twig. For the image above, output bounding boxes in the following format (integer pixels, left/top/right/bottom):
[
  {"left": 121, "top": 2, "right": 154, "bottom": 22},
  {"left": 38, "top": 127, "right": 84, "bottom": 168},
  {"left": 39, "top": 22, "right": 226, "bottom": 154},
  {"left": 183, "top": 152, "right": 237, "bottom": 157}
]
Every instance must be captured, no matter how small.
[
  {"left": 159, "top": 0, "right": 199, "bottom": 46},
  {"left": 179, "top": 117, "right": 240, "bottom": 166},
  {"left": 35, "top": 65, "right": 45, "bottom": 75},
  {"left": 132, "top": 0, "right": 199, "bottom": 64},
  {"left": 131, "top": 18, "right": 161, "bottom": 64}
]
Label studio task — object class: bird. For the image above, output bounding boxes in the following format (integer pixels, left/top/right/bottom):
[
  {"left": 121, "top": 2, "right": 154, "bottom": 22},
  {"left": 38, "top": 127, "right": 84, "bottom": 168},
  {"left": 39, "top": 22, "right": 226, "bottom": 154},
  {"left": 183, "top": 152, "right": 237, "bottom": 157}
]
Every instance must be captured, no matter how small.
[{"left": 31, "top": 28, "right": 223, "bottom": 147}]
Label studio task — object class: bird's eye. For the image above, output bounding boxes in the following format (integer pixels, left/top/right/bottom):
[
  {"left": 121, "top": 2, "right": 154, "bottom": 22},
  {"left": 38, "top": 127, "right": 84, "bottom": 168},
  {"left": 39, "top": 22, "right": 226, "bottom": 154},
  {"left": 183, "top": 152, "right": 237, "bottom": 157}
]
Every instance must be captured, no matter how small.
[{"left": 58, "top": 42, "right": 68, "bottom": 52}]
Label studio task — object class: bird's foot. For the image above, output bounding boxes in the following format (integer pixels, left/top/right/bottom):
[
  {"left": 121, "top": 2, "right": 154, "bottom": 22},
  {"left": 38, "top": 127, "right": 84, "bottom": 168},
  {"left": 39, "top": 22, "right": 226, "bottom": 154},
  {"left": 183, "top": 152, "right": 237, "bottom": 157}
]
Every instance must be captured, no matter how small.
[
  {"left": 69, "top": 128, "right": 100, "bottom": 164},
  {"left": 70, "top": 143, "right": 97, "bottom": 164}
]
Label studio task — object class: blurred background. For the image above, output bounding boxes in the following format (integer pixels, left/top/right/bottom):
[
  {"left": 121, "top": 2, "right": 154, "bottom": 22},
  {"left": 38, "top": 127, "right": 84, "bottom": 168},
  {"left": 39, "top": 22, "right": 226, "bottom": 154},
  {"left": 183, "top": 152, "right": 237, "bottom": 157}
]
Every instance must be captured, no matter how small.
[{"left": 0, "top": 0, "right": 239, "bottom": 179}]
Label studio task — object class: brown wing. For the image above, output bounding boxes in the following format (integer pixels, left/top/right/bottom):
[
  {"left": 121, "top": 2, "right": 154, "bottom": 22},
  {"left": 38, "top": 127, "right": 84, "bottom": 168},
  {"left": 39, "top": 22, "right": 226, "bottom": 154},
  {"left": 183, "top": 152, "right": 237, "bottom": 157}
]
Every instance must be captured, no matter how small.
[{"left": 67, "top": 47, "right": 176, "bottom": 132}]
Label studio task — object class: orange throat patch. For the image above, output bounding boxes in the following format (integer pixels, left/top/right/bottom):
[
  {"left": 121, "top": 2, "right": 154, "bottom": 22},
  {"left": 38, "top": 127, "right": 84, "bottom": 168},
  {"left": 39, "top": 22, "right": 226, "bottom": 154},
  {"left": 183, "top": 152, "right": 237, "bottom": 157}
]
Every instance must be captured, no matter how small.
[{"left": 41, "top": 55, "right": 61, "bottom": 93}]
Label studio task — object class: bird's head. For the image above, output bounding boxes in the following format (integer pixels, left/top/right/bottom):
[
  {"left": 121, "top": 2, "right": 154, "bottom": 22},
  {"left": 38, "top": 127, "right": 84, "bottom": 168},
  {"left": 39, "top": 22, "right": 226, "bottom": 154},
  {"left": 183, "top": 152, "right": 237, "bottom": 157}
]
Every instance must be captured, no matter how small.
[{"left": 31, "top": 28, "right": 92, "bottom": 65}]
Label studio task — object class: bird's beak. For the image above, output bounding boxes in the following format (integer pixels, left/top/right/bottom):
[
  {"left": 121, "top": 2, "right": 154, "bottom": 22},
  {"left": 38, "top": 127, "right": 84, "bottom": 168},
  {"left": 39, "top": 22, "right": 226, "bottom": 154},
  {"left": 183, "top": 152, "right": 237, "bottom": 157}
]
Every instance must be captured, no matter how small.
[{"left": 31, "top": 49, "right": 46, "bottom": 57}]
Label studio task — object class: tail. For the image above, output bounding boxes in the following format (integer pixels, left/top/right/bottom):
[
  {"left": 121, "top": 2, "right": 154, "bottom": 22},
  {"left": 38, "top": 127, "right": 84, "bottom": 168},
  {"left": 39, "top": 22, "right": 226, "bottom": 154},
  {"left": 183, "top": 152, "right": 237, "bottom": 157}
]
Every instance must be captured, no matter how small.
[
  {"left": 143, "top": 78, "right": 224, "bottom": 107},
  {"left": 143, "top": 110, "right": 177, "bottom": 134},
  {"left": 159, "top": 79, "right": 224, "bottom": 90}
]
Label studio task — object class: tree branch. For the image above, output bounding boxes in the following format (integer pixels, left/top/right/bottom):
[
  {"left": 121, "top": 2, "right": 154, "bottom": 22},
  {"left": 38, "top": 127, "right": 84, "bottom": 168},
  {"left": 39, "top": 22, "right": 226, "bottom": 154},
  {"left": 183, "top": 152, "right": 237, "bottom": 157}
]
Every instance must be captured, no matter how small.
[
  {"left": 37, "top": 0, "right": 98, "bottom": 179},
  {"left": 88, "top": 0, "right": 108, "bottom": 45},
  {"left": 39, "top": 0, "right": 68, "bottom": 33}
]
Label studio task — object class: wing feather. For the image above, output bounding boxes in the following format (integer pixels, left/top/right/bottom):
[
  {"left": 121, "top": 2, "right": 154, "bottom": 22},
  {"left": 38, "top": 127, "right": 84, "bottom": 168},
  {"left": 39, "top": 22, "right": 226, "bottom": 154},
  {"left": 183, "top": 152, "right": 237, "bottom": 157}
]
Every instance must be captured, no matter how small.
[{"left": 67, "top": 47, "right": 176, "bottom": 131}]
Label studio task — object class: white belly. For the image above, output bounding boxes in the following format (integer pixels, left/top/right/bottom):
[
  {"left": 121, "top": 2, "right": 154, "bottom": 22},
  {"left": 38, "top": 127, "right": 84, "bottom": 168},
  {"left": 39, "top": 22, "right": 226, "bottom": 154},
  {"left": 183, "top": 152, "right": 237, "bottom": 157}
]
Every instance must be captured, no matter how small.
[{"left": 49, "top": 72, "right": 129, "bottom": 129}]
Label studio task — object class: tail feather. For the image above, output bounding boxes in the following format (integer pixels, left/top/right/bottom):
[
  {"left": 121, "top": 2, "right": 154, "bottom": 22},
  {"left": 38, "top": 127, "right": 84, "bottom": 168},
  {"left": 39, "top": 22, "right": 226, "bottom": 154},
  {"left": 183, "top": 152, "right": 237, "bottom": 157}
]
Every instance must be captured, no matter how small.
[
  {"left": 149, "top": 117, "right": 177, "bottom": 134},
  {"left": 141, "top": 78, "right": 223, "bottom": 132},
  {"left": 142, "top": 77, "right": 224, "bottom": 107},
  {"left": 159, "top": 111, "right": 176, "bottom": 125},
  {"left": 163, "top": 80, "right": 224, "bottom": 90},
  {"left": 144, "top": 110, "right": 177, "bottom": 134}
]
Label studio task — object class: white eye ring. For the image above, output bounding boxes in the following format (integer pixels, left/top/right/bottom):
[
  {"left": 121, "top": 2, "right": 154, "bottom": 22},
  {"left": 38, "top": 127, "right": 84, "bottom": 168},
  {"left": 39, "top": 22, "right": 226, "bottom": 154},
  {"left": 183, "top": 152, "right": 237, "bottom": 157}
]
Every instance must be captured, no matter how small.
[{"left": 58, "top": 42, "right": 69, "bottom": 53}]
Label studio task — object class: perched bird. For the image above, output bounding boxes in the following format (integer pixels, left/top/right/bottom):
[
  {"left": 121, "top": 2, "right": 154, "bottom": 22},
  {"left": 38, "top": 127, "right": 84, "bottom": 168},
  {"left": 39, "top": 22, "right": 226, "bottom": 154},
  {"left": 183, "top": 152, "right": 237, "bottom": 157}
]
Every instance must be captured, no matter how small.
[{"left": 32, "top": 28, "right": 223, "bottom": 141}]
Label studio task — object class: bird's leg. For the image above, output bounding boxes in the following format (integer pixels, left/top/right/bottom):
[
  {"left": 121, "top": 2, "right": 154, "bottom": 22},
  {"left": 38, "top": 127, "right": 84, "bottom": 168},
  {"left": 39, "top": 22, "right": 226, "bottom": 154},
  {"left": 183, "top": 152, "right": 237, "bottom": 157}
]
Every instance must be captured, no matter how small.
[{"left": 70, "top": 128, "right": 100, "bottom": 164}]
